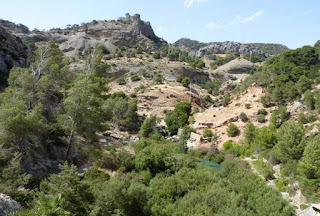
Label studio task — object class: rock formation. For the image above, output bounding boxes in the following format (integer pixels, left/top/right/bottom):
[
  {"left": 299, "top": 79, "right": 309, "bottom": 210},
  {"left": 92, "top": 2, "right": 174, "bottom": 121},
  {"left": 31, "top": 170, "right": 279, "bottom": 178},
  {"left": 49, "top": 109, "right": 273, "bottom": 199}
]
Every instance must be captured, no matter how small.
[
  {"left": 4, "top": 14, "right": 166, "bottom": 59},
  {"left": 0, "top": 25, "right": 29, "bottom": 87},
  {"left": 192, "top": 41, "right": 271, "bottom": 58},
  {"left": 0, "top": 193, "right": 22, "bottom": 216}
]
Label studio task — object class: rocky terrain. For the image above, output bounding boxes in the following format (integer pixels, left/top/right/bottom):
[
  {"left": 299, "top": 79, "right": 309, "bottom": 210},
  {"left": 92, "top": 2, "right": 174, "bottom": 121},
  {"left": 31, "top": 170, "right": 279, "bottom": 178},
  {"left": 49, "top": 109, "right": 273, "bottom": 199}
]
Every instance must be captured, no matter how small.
[
  {"left": 212, "top": 58, "right": 256, "bottom": 74},
  {"left": 0, "top": 193, "right": 22, "bottom": 216},
  {"left": 0, "top": 25, "right": 29, "bottom": 87},
  {"left": 1, "top": 14, "right": 165, "bottom": 60},
  {"left": 0, "top": 14, "right": 319, "bottom": 216},
  {"left": 174, "top": 38, "right": 289, "bottom": 57},
  {"left": 192, "top": 41, "right": 271, "bottom": 58}
]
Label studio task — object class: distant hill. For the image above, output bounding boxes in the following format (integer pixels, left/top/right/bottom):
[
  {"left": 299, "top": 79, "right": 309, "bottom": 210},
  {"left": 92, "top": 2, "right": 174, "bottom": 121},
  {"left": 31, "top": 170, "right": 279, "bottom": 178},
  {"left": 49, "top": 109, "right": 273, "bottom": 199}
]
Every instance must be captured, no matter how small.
[
  {"left": 173, "top": 38, "right": 210, "bottom": 51},
  {"left": 246, "top": 43, "right": 289, "bottom": 55},
  {"left": 0, "top": 14, "right": 167, "bottom": 59},
  {"left": 174, "top": 38, "right": 289, "bottom": 56}
]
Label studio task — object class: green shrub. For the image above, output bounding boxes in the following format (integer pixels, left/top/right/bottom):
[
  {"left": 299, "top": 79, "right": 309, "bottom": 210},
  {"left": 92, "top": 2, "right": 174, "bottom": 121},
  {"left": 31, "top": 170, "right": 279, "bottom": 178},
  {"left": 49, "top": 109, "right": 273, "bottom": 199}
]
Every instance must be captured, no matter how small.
[
  {"left": 117, "top": 77, "right": 127, "bottom": 85},
  {"left": 227, "top": 123, "right": 239, "bottom": 137},
  {"left": 203, "top": 129, "right": 213, "bottom": 138},
  {"left": 176, "top": 76, "right": 183, "bottom": 83},
  {"left": 192, "top": 107, "right": 199, "bottom": 114},
  {"left": 258, "top": 109, "right": 268, "bottom": 116},
  {"left": 206, "top": 153, "right": 225, "bottom": 164},
  {"left": 139, "top": 116, "right": 158, "bottom": 138},
  {"left": 152, "top": 52, "right": 161, "bottom": 59},
  {"left": 257, "top": 114, "right": 266, "bottom": 123},
  {"left": 222, "top": 93, "right": 231, "bottom": 106},
  {"left": 131, "top": 75, "right": 141, "bottom": 82},
  {"left": 222, "top": 140, "right": 241, "bottom": 156},
  {"left": 239, "top": 112, "right": 248, "bottom": 122},
  {"left": 154, "top": 74, "right": 163, "bottom": 84},
  {"left": 204, "top": 95, "right": 212, "bottom": 103},
  {"left": 252, "top": 159, "right": 275, "bottom": 180},
  {"left": 181, "top": 77, "right": 190, "bottom": 88}
]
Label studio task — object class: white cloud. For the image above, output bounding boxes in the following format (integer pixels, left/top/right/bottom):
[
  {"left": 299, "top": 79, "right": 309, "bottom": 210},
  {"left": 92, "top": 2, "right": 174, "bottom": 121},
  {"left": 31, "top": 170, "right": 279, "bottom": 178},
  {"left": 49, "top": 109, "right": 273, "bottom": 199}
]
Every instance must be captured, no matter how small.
[
  {"left": 229, "top": 10, "right": 264, "bottom": 25},
  {"left": 184, "top": 0, "right": 209, "bottom": 8},
  {"left": 242, "top": 10, "right": 264, "bottom": 23},
  {"left": 205, "top": 22, "right": 225, "bottom": 29},
  {"left": 157, "top": 25, "right": 167, "bottom": 34}
]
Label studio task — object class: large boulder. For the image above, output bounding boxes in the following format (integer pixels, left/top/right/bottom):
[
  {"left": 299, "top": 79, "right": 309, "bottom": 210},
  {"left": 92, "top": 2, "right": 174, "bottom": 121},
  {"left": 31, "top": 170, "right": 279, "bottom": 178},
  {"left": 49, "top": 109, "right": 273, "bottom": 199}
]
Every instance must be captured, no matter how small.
[
  {"left": 0, "top": 193, "right": 22, "bottom": 216},
  {"left": 212, "top": 58, "right": 255, "bottom": 74}
]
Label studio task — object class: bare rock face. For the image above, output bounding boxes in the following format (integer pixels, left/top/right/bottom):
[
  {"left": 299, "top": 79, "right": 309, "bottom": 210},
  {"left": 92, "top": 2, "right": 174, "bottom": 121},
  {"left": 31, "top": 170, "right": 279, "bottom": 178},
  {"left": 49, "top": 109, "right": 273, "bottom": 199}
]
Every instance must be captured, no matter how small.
[
  {"left": 0, "top": 25, "right": 29, "bottom": 87},
  {"left": 193, "top": 41, "right": 270, "bottom": 58},
  {"left": 0, "top": 193, "right": 22, "bottom": 216},
  {"left": 165, "top": 66, "right": 210, "bottom": 84},
  {"left": 12, "top": 15, "right": 165, "bottom": 59},
  {"left": 213, "top": 58, "right": 255, "bottom": 74}
]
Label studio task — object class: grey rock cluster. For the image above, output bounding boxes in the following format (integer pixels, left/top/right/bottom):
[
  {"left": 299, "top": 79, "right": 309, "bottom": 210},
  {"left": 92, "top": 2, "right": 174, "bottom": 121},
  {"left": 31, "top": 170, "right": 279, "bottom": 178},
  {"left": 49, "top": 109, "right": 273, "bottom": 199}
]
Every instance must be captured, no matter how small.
[
  {"left": 192, "top": 41, "right": 270, "bottom": 58},
  {"left": 0, "top": 193, "right": 22, "bottom": 216}
]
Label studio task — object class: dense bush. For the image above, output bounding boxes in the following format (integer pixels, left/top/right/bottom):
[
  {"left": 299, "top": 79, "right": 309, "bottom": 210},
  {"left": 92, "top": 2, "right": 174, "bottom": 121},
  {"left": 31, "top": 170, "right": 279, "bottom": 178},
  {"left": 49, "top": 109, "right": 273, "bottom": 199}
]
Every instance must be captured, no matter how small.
[
  {"left": 181, "top": 77, "right": 190, "bottom": 87},
  {"left": 203, "top": 128, "right": 213, "bottom": 138},
  {"left": 258, "top": 109, "right": 268, "bottom": 116},
  {"left": 130, "top": 75, "right": 141, "bottom": 82},
  {"left": 222, "top": 93, "right": 231, "bottom": 106},
  {"left": 139, "top": 116, "right": 158, "bottom": 138},
  {"left": 298, "top": 134, "right": 320, "bottom": 202},
  {"left": 165, "top": 101, "right": 191, "bottom": 135},
  {"left": 242, "top": 45, "right": 320, "bottom": 105},
  {"left": 274, "top": 120, "right": 306, "bottom": 163},
  {"left": 252, "top": 159, "right": 275, "bottom": 180},
  {"left": 117, "top": 77, "right": 127, "bottom": 85},
  {"left": 227, "top": 123, "right": 239, "bottom": 137},
  {"left": 257, "top": 114, "right": 266, "bottom": 123},
  {"left": 152, "top": 51, "right": 161, "bottom": 59},
  {"left": 240, "top": 112, "right": 248, "bottom": 122}
]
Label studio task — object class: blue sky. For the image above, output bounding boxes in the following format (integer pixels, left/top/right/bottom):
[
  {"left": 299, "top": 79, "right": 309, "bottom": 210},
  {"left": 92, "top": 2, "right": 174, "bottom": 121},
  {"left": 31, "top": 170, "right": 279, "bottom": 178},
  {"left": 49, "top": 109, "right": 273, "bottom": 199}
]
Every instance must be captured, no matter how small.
[{"left": 0, "top": 0, "right": 319, "bottom": 48}]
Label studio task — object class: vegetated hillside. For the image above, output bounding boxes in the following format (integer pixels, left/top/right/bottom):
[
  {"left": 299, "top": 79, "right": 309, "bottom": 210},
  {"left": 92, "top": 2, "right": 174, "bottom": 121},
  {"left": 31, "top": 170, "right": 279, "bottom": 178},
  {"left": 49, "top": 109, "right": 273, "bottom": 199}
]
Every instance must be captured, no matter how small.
[
  {"left": 0, "top": 40, "right": 295, "bottom": 216},
  {"left": 173, "top": 38, "right": 210, "bottom": 51},
  {"left": 247, "top": 43, "right": 289, "bottom": 55},
  {"left": 0, "top": 14, "right": 318, "bottom": 215}
]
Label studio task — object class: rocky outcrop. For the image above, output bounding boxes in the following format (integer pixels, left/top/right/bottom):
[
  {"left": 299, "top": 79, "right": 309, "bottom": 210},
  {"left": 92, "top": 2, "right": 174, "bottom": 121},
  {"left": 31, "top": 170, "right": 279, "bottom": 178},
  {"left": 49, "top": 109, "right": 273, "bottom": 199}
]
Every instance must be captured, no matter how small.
[
  {"left": 0, "top": 20, "right": 29, "bottom": 34},
  {"left": 0, "top": 25, "right": 29, "bottom": 87},
  {"left": 165, "top": 66, "right": 210, "bottom": 84},
  {"left": 298, "top": 204, "right": 320, "bottom": 216},
  {"left": 10, "top": 14, "right": 166, "bottom": 59},
  {"left": 192, "top": 41, "right": 270, "bottom": 58},
  {"left": 212, "top": 58, "right": 255, "bottom": 74},
  {"left": 0, "top": 193, "right": 22, "bottom": 216}
]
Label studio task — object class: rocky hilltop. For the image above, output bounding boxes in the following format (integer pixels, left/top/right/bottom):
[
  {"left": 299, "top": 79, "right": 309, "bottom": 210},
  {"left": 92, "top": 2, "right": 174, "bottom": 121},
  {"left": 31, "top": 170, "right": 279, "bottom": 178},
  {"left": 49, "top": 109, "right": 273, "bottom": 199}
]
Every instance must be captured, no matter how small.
[
  {"left": 0, "top": 25, "right": 29, "bottom": 87},
  {"left": 0, "top": 19, "right": 29, "bottom": 34},
  {"left": 191, "top": 41, "right": 271, "bottom": 58},
  {"left": 1, "top": 14, "right": 166, "bottom": 59},
  {"left": 174, "top": 38, "right": 288, "bottom": 57}
]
